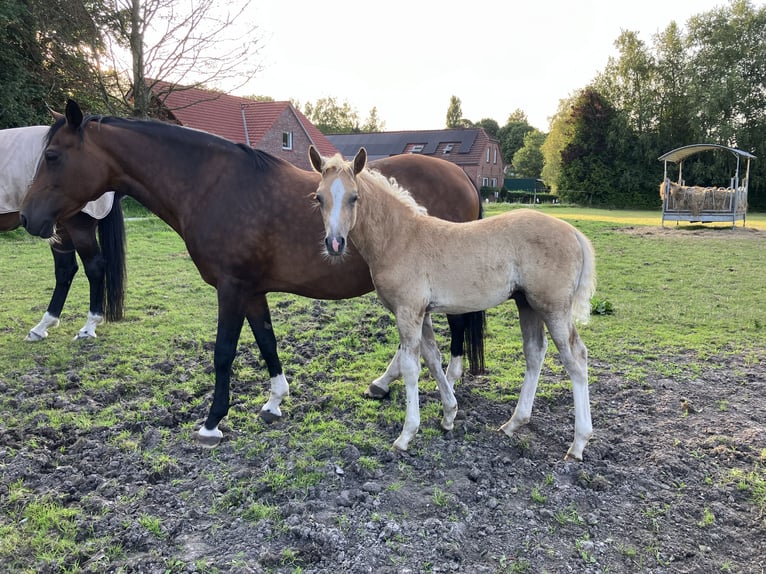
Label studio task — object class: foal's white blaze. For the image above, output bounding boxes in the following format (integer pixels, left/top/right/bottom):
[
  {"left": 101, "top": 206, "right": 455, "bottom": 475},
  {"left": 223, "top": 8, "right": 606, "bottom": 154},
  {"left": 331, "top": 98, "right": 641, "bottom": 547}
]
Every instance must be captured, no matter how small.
[{"left": 328, "top": 178, "right": 347, "bottom": 242}]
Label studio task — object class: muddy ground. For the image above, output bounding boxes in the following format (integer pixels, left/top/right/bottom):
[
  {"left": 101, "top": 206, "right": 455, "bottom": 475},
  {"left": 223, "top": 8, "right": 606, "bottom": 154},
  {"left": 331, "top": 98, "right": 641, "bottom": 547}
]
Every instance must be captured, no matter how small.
[{"left": 1, "top": 332, "right": 764, "bottom": 574}]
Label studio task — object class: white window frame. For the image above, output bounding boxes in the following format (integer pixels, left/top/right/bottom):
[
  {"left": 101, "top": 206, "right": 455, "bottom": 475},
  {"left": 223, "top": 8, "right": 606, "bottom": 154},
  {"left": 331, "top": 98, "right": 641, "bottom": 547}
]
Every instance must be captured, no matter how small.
[
  {"left": 282, "top": 131, "right": 293, "bottom": 150},
  {"left": 482, "top": 177, "right": 489, "bottom": 187}
]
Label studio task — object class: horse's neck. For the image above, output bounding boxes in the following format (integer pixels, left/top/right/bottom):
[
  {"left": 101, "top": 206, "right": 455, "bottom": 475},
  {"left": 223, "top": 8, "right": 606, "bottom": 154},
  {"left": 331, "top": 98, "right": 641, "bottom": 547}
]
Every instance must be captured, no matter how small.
[
  {"left": 353, "top": 181, "right": 420, "bottom": 264},
  {"left": 95, "top": 124, "right": 190, "bottom": 234}
]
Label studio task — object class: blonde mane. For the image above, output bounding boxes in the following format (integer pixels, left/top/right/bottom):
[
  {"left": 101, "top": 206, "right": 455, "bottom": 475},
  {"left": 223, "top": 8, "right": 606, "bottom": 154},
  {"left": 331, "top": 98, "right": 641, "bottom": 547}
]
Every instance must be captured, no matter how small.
[{"left": 323, "top": 153, "right": 428, "bottom": 216}]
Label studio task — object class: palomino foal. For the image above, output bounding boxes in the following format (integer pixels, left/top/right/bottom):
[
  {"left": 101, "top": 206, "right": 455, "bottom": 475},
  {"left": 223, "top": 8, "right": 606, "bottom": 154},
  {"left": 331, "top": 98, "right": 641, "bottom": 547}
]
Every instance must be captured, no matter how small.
[{"left": 309, "top": 146, "right": 597, "bottom": 460}]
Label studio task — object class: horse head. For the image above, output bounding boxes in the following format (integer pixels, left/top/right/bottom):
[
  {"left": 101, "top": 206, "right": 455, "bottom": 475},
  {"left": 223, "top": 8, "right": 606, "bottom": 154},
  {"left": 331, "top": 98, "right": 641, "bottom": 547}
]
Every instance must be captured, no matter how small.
[
  {"left": 309, "top": 145, "right": 367, "bottom": 257},
  {"left": 21, "top": 100, "right": 111, "bottom": 238}
]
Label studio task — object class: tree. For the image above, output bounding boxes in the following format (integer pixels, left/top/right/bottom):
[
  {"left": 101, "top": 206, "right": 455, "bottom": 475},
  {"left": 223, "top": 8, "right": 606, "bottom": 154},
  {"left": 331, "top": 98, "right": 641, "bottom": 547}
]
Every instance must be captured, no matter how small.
[
  {"left": 0, "top": 0, "right": 109, "bottom": 126},
  {"left": 303, "top": 97, "right": 360, "bottom": 134},
  {"left": 105, "top": 0, "right": 262, "bottom": 117},
  {"left": 447, "top": 96, "right": 465, "bottom": 129},
  {"left": 360, "top": 107, "right": 385, "bottom": 132},
  {"left": 476, "top": 118, "right": 499, "bottom": 137},
  {"left": 497, "top": 120, "right": 534, "bottom": 167},
  {"left": 512, "top": 130, "right": 546, "bottom": 178},
  {"left": 541, "top": 95, "right": 578, "bottom": 192}
]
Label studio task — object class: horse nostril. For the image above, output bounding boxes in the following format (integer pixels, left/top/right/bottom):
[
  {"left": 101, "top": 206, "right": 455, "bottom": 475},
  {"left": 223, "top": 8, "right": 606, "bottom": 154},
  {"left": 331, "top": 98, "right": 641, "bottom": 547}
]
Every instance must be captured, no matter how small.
[{"left": 325, "top": 236, "right": 345, "bottom": 255}]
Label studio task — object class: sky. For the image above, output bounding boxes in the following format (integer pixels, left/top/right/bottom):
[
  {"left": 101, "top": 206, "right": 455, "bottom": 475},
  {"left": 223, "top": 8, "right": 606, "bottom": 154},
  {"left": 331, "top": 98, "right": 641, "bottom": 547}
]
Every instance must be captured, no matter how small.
[{"left": 233, "top": 0, "right": 741, "bottom": 132}]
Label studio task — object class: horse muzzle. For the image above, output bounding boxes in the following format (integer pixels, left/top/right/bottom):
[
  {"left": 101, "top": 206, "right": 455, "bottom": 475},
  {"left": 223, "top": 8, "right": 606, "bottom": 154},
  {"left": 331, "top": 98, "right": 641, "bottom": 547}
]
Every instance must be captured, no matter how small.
[
  {"left": 19, "top": 212, "right": 55, "bottom": 239},
  {"left": 325, "top": 236, "right": 346, "bottom": 256}
]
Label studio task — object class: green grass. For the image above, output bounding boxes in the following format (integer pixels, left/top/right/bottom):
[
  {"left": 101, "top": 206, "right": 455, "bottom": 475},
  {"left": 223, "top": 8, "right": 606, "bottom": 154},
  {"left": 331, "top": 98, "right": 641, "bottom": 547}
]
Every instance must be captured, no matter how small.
[{"left": 1, "top": 206, "right": 765, "bottom": 568}]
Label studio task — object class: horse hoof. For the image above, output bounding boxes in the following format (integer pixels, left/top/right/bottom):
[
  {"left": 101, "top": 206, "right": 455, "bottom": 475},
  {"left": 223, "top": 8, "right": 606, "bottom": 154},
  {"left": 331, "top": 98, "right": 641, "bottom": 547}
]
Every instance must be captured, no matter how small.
[
  {"left": 365, "top": 384, "right": 389, "bottom": 399},
  {"left": 25, "top": 331, "right": 46, "bottom": 342},
  {"left": 259, "top": 409, "right": 281, "bottom": 424},
  {"left": 196, "top": 433, "right": 222, "bottom": 448},
  {"left": 196, "top": 425, "right": 223, "bottom": 448}
]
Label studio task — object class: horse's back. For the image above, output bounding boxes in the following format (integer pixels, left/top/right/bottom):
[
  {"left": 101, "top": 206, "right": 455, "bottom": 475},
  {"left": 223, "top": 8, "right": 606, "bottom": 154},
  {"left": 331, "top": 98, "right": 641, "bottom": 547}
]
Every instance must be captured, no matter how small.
[{"left": 370, "top": 154, "right": 479, "bottom": 222}]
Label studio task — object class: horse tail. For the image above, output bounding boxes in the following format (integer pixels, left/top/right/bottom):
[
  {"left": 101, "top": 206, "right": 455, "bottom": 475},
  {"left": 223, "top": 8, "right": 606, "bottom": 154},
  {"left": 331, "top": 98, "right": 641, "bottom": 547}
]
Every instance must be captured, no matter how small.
[
  {"left": 97, "top": 196, "right": 127, "bottom": 321},
  {"left": 464, "top": 310, "right": 487, "bottom": 375},
  {"left": 572, "top": 229, "right": 597, "bottom": 324},
  {"left": 463, "top": 170, "right": 485, "bottom": 374}
]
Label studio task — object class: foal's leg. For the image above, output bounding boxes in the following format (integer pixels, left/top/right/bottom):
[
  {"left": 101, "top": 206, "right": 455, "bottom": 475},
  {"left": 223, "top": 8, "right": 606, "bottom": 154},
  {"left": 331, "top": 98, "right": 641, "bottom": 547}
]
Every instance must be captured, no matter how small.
[
  {"left": 366, "top": 313, "right": 455, "bottom": 399},
  {"left": 247, "top": 294, "right": 289, "bottom": 423},
  {"left": 420, "top": 314, "right": 458, "bottom": 431},
  {"left": 499, "top": 303, "right": 547, "bottom": 439},
  {"left": 393, "top": 309, "right": 425, "bottom": 451},
  {"left": 545, "top": 318, "right": 592, "bottom": 461},
  {"left": 366, "top": 348, "right": 402, "bottom": 399},
  {"left": 198, "top": 283, "right": 246, "bottom": 446}
]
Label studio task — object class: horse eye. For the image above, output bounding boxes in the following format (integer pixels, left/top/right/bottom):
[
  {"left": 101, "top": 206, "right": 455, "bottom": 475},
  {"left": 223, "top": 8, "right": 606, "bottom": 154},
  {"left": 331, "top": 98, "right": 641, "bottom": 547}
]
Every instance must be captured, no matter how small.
[
  {"left": 44, "top": 149, "right": 60, "bottom": 163},
  {"left": 350, "top": 194, "right": 359, "bottom": 204},
  {"left": 314, "top": 193, "right": 323, "bottom": 205}
]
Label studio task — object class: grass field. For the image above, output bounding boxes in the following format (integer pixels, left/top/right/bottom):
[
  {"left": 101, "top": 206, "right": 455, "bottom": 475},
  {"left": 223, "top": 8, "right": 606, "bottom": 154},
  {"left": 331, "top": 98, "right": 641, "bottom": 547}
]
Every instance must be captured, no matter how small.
[{"left": 0, "top": 204, "right": 764, "bottom": 572}]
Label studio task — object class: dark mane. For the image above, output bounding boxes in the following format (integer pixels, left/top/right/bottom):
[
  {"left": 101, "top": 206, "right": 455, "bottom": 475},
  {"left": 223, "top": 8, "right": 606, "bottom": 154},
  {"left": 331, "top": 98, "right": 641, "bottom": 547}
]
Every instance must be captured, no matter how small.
[{"left": 46, "top": 113, "right": 289, "bottom": 173}]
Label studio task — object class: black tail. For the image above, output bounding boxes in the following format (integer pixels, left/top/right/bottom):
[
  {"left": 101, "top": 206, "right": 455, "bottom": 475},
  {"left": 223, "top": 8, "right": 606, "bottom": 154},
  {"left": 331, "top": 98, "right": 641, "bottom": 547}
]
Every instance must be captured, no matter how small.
[
  {"left": 97, "top": 196, "right": 127, "bottom": 321},
  {"left": 465, "top": 173, "right": 486, "bottom": 374},
  {"left": 464, "top": 310, "right": 486, "bottom": 375}
]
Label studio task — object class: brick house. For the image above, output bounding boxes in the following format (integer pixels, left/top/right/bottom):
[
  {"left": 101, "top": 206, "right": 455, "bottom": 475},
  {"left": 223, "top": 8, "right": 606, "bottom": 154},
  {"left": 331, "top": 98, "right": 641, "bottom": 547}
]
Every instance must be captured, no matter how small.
[
  {"left": 327, "top": 129, "right": 505, "bottom": 191},
  {"left": 146, "top": 81, "right": 338, "bottom": 169}
]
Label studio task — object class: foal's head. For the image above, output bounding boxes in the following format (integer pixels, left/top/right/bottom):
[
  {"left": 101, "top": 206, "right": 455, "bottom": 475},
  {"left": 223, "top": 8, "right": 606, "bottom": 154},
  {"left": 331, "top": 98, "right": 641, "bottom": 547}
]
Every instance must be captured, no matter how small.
[{"left": 309, "top": 146, "right": 367, "bottom": 257}]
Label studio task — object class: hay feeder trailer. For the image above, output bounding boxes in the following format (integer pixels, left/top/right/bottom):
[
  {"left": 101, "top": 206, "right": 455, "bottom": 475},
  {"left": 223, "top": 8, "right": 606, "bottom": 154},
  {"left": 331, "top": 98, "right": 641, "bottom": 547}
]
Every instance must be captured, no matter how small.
[{"left": 658, "top": 144, "right": 755, "bottom": 227}]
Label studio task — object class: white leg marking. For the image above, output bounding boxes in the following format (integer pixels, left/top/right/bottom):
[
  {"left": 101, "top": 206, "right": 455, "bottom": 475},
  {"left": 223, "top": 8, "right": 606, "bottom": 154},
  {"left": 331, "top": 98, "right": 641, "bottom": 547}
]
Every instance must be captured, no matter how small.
[
  {"left": 75, "top": 312, "right": 104, "bottom": 339},
  {"left": 260, "top": 373, "right": 289, "bottom": 418},
  {"left": 393, "top": 346, "right": 421, "bottom": 451},
  {"left": 26, "top": 312, "right": 60, "bottom": 342},
  {"left": 445, "top": 355, "right": 463, "bottom": 389},
  {"left": 420, "top": 315, "right": 457, "bottom": 430}
]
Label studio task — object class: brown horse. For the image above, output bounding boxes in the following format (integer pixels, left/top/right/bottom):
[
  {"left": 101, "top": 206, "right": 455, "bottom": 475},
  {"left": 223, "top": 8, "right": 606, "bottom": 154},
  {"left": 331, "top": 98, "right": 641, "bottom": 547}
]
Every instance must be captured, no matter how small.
[
  {"left": 310, "top": 147, "right": 596, "bottom": 460},
  {"left": 0, "top": 125, "right": 125, "bottom": 340},
  {"left": 20, "top": 99, "right": 484, "bottom": 446}
]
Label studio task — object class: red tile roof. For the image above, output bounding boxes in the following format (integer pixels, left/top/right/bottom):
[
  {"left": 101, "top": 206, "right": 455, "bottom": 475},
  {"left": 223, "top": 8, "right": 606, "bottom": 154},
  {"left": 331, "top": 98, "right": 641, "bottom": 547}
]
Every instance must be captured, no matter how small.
[{"left": 147, "top": 80, "right": 338, "bottom": 156}]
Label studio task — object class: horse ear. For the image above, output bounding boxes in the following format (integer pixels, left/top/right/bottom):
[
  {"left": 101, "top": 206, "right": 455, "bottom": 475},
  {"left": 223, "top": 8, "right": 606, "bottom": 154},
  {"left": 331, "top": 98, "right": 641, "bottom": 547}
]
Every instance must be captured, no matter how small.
[
  {"left": 308, "top": 145, "right": 323, "bottom": 173},
  {"left": 65, "top": 99, "right": 84, "bottom": 128},
  {"left": 353, "top": 147, "right": 367, "bottom": 175},
  {"left": 48, "top": 107, "right": 64, "bottom": 122}
]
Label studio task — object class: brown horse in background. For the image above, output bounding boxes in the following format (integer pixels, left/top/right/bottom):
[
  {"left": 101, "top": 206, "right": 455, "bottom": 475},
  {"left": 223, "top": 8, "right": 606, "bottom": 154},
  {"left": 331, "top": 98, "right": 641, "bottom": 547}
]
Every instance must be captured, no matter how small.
[
  {"left": 20, "top": 100, "right": 484, "bottom": 446},
  {"left": 310, "top": 147, "right": 596, "bottom": 460}
]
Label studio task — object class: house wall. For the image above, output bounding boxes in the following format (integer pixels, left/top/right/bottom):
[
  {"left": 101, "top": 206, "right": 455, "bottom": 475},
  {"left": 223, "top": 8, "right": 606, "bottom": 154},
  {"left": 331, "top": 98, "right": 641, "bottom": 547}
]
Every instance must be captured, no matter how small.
[
  {"left": 255, "top": 110, "right": 314, "bottom": 170},
  {"left": 475, "top": 141, "right": 505, "bottom": 189}
]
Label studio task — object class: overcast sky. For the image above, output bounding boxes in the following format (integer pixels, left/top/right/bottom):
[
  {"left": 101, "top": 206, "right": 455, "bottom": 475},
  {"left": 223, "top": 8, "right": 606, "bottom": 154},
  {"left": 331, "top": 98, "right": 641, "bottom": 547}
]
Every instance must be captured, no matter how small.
[{"left": 234, "top": 1, "right": 749, "bottom": 132}]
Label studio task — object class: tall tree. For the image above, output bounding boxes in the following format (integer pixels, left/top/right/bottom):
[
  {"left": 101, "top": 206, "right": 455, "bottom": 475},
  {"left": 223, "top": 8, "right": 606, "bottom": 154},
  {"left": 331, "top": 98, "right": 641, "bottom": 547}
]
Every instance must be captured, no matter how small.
[
  {"left": 105, "top": 0, "right": 262, "bottom": 117},
  {"left": 361, "top": 106, "right": 385, "bottom": 132},
  {"left": 446, "top": 95, "right": 463, "bottom": 128}
]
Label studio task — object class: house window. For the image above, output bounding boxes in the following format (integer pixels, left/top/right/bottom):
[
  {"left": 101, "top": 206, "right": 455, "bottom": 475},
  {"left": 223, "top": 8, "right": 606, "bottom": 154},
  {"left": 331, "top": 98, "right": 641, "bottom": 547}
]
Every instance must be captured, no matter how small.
[
  {"left": 486, "top": 148, "right": 490, "bottom": 163},
  {"left": 482, "top": 177, "right": 489, "bottom": 187},
  {"left": 282, "top": 131, "right": 293, "bottom": 150},
  {"left": 410, "top": 144, "right": 425, "bottom": 153},
  {"left": 493, "top": 147, "right": 498, "bottom": 164},
  {"left": 443, "top": 143, "right": 454, "bottom": 154},
  {"left": 491, "top": 178, "right": 497, "bottom": 187}
]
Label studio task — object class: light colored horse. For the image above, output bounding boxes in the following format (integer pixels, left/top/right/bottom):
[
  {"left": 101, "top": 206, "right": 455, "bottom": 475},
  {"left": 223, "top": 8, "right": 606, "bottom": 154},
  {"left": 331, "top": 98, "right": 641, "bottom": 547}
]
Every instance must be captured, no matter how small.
[
  {"left": 309, "top": 146, "right": 597, "bottom": 460},
  {"left": 0, "top": 125, "right": 121, "bottom": 339}
]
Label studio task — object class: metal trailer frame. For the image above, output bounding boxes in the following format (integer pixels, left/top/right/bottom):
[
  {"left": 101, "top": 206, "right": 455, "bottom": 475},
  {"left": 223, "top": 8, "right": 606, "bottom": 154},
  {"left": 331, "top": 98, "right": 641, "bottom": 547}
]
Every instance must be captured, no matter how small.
[{"left": 658, "top": 144, "right": 756, "bottom": 227}]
